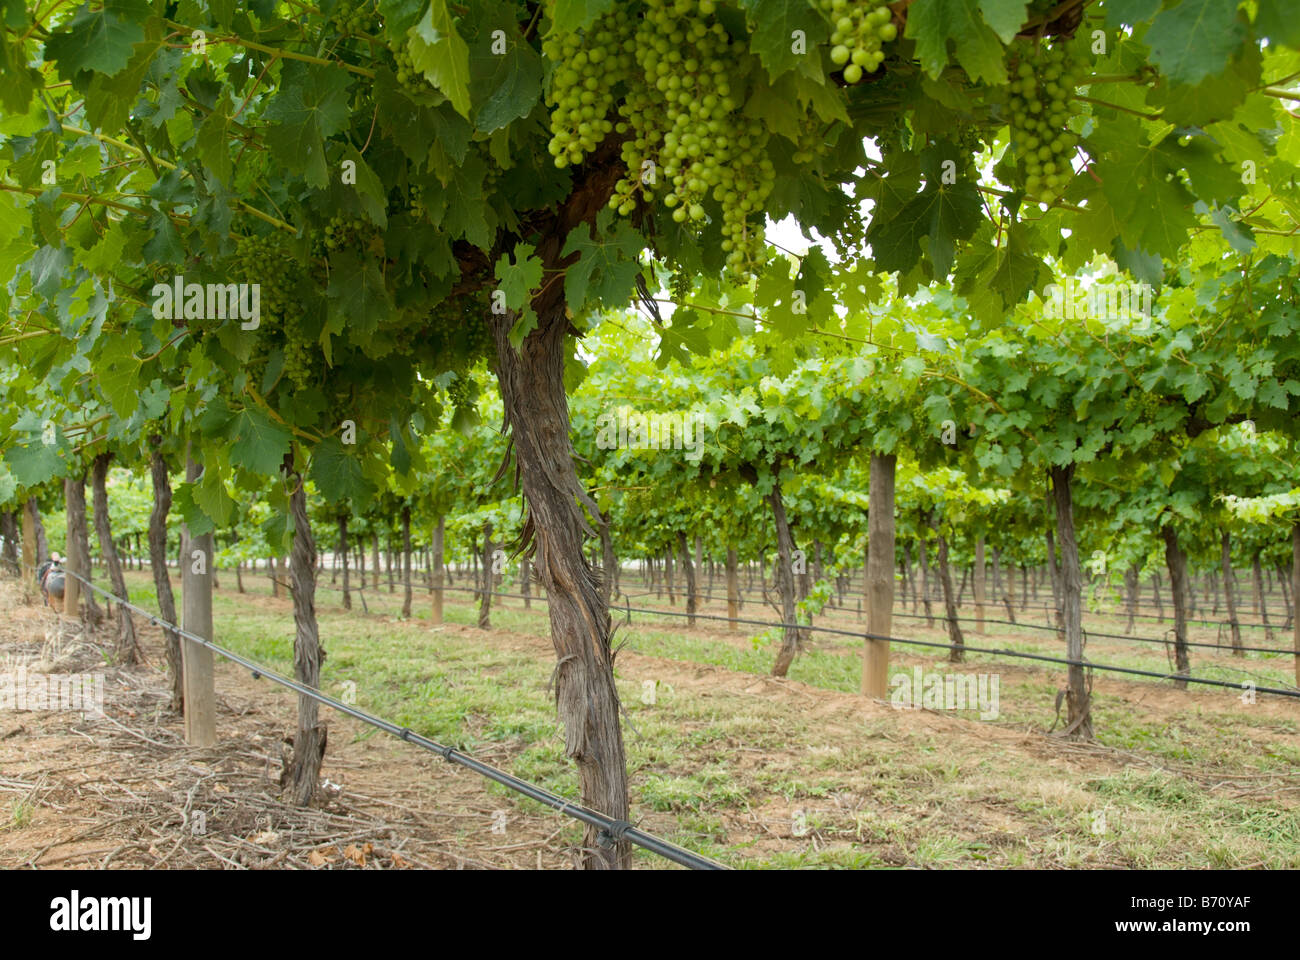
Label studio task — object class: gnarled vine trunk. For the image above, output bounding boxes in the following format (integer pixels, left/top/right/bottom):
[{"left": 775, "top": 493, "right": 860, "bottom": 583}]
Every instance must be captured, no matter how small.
[
  {"left": 1221, "top": 530, "right": 1242, "bottom": 656},
  {"left": 916, "top": 530, "right": 934, "bottom": 627},
  {"left": 490, "top": 295, "right": 629, "bottom": 870},
  {"left": 726, "top": 546, "right": 739, "bottom": 630},
  {"left": 401, "top": 504, "right": 413, "bottom": 618},
  {"left": 63, "top": 474, "right": 87, "bottom": 622},
  {"left": 677, "top": 529, "right": 696, "bottom": 627},
  {"left": 284, "top": 454, "right": 325, "bottom": 805},
  {"left": 149, "top": 442, "right": 183, "bottom": 711},
  {"left": 1160, "top": 524, "right": 1191, "bottom": 689},
  {"left": 478, "top": 520, "right": 494, "bottom": 629},
  {"left": 932, "top": 518, "right": 964, "bottom": 664},
  {"left": 862, "top": 452, "right": 895, "bottom": 697},
  {"left": 91, "top": 453, "right": 138, "bottom": 664},
  {"left": 1050, "top": 465, "right": 1091, "bottom": 739},
  {"left": 431, "top": 515, "right": 445, "bottom": 623},
  {"left": 768, "top": 479, "right": 802, "bottom": 677},
  {"left": 339, "top": 514, "right": 351, "bottom": 611},
  {"left": 1124, "top": 563, "right": 1139, "bottom": 635}
]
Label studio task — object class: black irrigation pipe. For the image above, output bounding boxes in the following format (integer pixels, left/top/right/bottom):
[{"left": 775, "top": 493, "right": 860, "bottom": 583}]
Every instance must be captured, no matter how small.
[
  {"left": 884, "top": 608, "right": 1294, "bottom": 656},
  {"left": 399, "top": 583, "right": 1300, "bottom": 700},
  {"left": 607, "top": 574, "right": 1291, "bottom": 632},
  {"left": 907, "top": 593, "right": 1288, "bottom": 632},
  {"left": 188, "top": 572, "right": 1300, "bottom": 659},
  {"left": 308, "top": 579, "right": 1300, "bottom": 657},
  {"left": 56, "top": 569, "right": 726, "bottom": 871}
]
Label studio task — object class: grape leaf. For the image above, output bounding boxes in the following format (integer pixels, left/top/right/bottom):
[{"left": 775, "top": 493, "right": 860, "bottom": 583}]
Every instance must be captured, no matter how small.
[
  {"left": 550, "top": 0, "right": 615, "bottom": 33},
  {"left": 469, "top": 24, "right": 543, "bottom": 133},
  {"left": 3, "top": 442, "right": 63, "bottom": 487},
  {"left": 1089, "top": 123, "right": 1199, "bottom": 258},
  {"left": 96, "top": 331, "right": 143, "bottom": 419},
  {"left": 1254, "top": 0, "right": 1300, "bottom": 47},
  {"left": 1208, "top": 206, "right": 1255, "bottom": 253},
  {"left": 495, "top": 242, "right": 544, "bottom": 310},
  {"left": 229, "top": 406, "right": 292, "bottom": 477},
  {"left": 327, "top": 249, "right": 394, "bottom": 337},
  {"left": 1145, "top": 0, "right": 1244, "bottom": 88},
  {"left": 1104, "top": 0, "right": 1161, "bottom": 28},
  {"left": 866, "top": 181, "right": 982, "bottom": 277},
  {"left": 905, "top": 0, "right": 1008, "bottom": 86},
  {"left": 338, "top": 145, "right": 389, "bottom": 227},
  {"left": 310, "top": 436, "right": 372, "bottom": 504},
  {"left": 195, "top": 91, "right": 235, "bottom": 187},
  {"left": 263, "top": 62, "right": 353, "bottom": 189},
  {"left": 978, "top": 0, "right": 1028, "bottom": 44},
  {"left": 740, "top": 0, "right": 819, "bottom": 82},
  {"left": 195, "top": 467, "right": 236, "bottom": 527},
  {"left": 561, "top": 209, "right": 644, "bottom": 311},
  {"left": 43, "top": 0, "right": 151, "bottom": 77},
  {"left": 410, "top": 0, "right": 472, "bottom": 119},
  {"left": 172, "top": 482, "right": 216, "bottom": 536},
  {"left": 378, "top": 0, "right": 426, "bottom": 36}
]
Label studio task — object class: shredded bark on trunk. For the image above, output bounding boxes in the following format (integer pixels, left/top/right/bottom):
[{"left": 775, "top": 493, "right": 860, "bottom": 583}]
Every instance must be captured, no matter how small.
[
  {"left": 91, "top": 453, "right": 139, "bottom": 664},
  {"left": 284, "top": 453, "right": 326, "bottom": 806}
]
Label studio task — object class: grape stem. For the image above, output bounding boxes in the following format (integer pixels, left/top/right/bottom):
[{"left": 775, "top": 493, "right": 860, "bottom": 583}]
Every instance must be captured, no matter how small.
[{"left": 1071, "top": 95, "right": 1162, "bottom": 122}]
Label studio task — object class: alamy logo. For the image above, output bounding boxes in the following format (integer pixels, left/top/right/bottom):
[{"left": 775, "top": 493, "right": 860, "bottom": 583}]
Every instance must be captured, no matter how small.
[
  {"left": 49, "top": 890, "right": 151, "bottom": 940},
  {"left": 890, "top": 667, "right": 1000, "bottom": 720},
  {"left": 1042, "top": 278, "right": 1153, "bottom": 321},
  {"left": 595, "top": 408, "right": 707, "bottom": 461},
  {"left": 0, "top": 664, "right": 104, "bottom": 715},
  {"left": 151, "top": 274, "right": 261, "bottom": 329}
]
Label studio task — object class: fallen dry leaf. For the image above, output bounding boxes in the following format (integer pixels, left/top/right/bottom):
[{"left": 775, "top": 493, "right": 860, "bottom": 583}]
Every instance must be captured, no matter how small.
[{"left": 342, "top": 842, "right": 373, "bottom": 866}]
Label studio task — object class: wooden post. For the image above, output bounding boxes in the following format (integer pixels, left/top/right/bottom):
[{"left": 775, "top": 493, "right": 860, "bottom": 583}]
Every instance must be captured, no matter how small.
[
  {"left": 863, "top": 452, "right": 895, "bottom": 698},
  {"left": 181, "top": 456, "right": 217, "bottom": 747},
  {"left": 974, "top": 535, "right": 986, "bottom": 635}
]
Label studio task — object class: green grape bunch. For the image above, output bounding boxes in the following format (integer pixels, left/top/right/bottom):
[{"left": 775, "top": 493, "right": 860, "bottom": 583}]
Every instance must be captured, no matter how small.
[
  {"left": 543, "top": 7, "right": 638, "bottom": 169},
  {"left": 820, "top": 0, "right": 897, "bottom": 84},
  {"left": 427, "top": 289, "right": 495, "bottom": 366},
  {"left": 1006, "top": 40, "right": 1085, "bottom": 205},
  {"left": 607, "top": 0, "right": 775, "bottom": 277},
  {"left": 228, "top": 233, "right": 317, "bottom": 390},
  {"left": 316, "top": 215, "right": 378, "bottom": 257},
  {"left": 330, "top": 0, "right": 379, "bottom": 36},
  {"left": 392, "top": 42, "right": 429, "bottom": 98}
]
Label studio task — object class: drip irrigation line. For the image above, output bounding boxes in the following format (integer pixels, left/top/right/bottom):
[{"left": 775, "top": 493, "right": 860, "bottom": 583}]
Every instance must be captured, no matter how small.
[
  {"left": 56, "top": 568, "right": 726, "bottom": 871},
  {"left": 883, "top": 609, "right": 1293, "bottom": 656},
  {"left": 603, "top": 601, "right": 1300, "bottom": 699},
  {"left": 318, "top": 579, "right": 1300, "bottom": 699},
  {"left": 195, "top": 573, "right": 1300, "bottom": 659}
]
